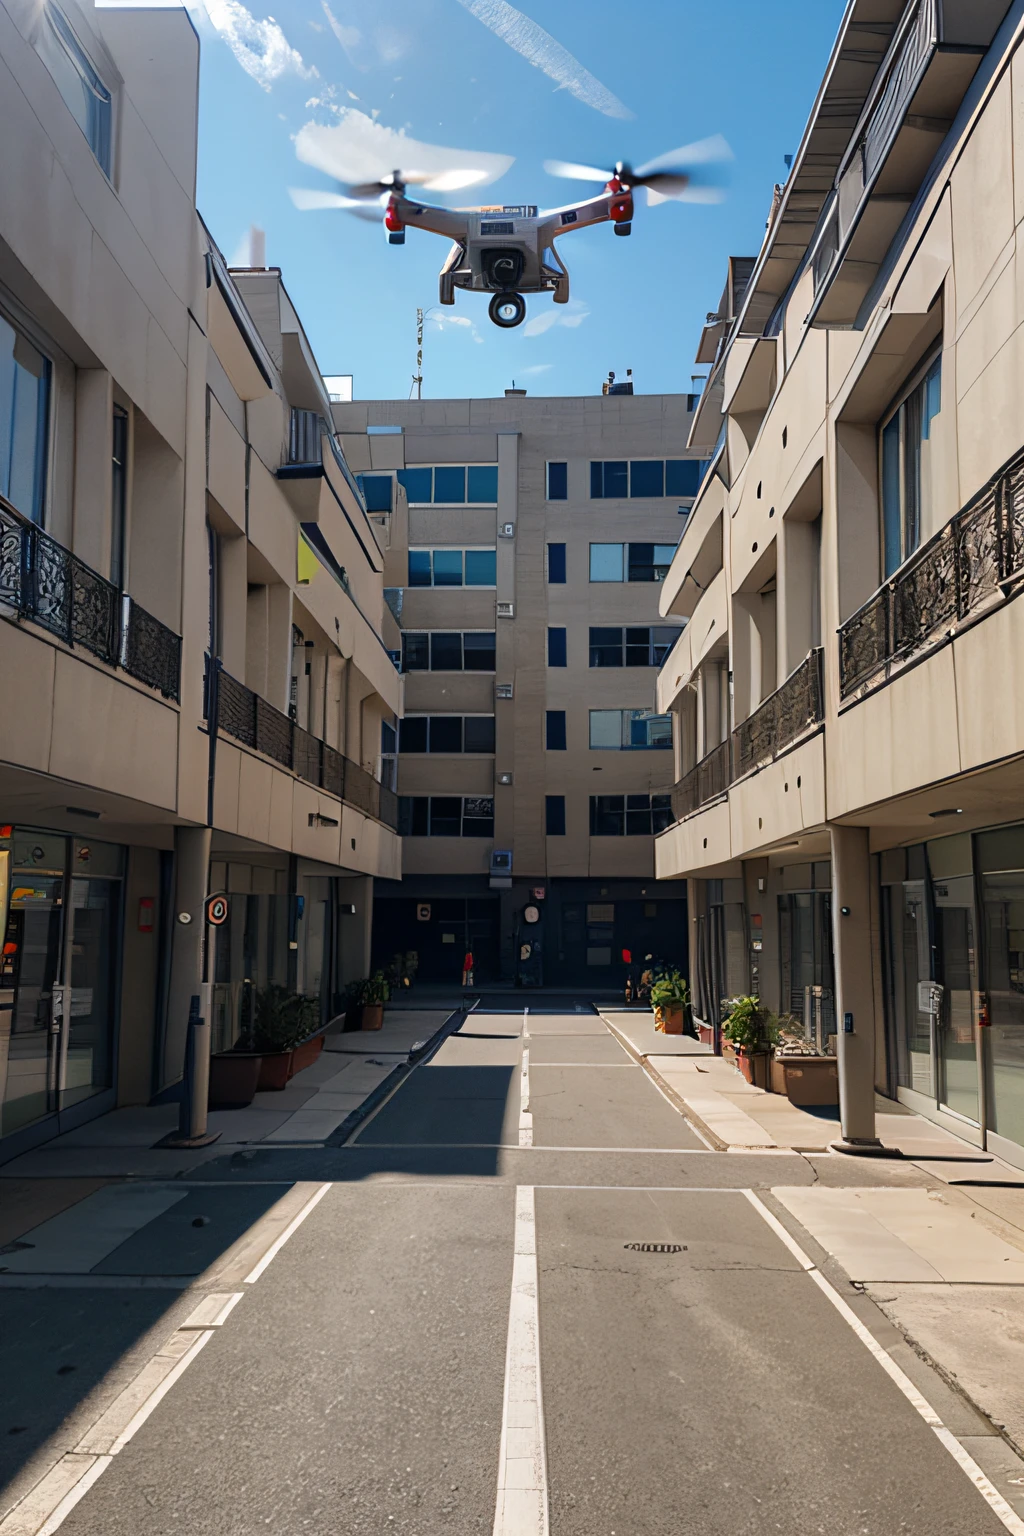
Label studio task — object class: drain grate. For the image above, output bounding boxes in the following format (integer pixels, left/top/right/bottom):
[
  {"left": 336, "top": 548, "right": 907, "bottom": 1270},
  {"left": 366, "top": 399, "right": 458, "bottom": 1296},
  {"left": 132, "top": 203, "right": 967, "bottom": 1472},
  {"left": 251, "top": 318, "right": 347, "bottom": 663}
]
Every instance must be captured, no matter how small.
[{"left": 623, "top": 1242, "right": 686, "bottom": 1253}]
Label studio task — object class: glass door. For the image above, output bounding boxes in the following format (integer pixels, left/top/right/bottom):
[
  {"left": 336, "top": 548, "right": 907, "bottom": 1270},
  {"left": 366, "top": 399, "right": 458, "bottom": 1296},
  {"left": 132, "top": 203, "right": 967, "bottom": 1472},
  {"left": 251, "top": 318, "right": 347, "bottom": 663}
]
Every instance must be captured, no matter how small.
[
  {"left": 0, "top": 833, "right": 67, "bottom": 1138},
  {"left": 63, "top": 872, "right": 120, "bottom": 1111},
  {"left": 933, "top": 874, "right": 979, "bottom": 1122},
  {"left": 979, "top": 867, "right": 1024, "bottom": 1152}
]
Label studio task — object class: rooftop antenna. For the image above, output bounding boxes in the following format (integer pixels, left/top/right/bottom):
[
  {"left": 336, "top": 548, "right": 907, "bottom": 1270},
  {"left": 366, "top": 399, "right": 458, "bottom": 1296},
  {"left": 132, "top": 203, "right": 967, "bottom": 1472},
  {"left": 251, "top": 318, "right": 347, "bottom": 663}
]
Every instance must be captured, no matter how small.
[{"left": 410, "top": 307, "right": 424, "bottom": 400}]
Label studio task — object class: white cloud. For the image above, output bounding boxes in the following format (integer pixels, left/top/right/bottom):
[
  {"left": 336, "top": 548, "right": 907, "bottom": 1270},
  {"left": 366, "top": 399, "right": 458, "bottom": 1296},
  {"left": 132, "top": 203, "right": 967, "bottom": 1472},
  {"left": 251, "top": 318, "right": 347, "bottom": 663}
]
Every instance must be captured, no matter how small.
[
  {"left": 295, "top": 108, "right": 513, "bottom": 189},
  {"left": 519, "top": 363, "right": 554, "bottom": 375},
  {"left": 198, "top": 0, "right": 315, "bottom": 90},
  {"left": 321, "top": 1, "right": 360, "bottom": 53},
  {"left": 522, "top": 302, "right": 589, "bottom": 337},
  {"left": 429, "top": 312, "right": 485, "bottom": 345},
  {"left": 454, "top": 0, "right": 632, "bottom": 120}
]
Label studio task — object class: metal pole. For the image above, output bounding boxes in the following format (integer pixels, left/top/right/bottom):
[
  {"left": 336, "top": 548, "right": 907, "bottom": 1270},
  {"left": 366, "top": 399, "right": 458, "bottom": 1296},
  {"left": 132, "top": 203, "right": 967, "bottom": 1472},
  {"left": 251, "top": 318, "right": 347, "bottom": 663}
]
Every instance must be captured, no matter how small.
[{"left": 157, "top": 992, "right": 220, "bottom": 1148}]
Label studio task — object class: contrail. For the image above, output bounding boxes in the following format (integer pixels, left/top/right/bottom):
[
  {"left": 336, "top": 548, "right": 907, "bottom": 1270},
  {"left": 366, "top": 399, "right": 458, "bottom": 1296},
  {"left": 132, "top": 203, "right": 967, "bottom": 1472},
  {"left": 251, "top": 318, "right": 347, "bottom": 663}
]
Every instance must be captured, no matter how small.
[{"left": 455, "top": 0, "right": 633, "bottom": 120}]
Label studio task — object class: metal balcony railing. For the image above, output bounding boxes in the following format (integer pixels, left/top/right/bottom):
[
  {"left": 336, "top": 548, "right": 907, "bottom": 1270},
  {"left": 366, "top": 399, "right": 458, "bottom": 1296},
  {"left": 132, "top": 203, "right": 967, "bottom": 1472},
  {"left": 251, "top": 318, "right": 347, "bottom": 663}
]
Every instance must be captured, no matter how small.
[
  {"left": 732, "top": 648, "right": 825, "bottom": 779},
  {"left": 206, "top": 660, "right": 398, "bottom": 830},
  {"left": 287, "top": 408, "right": 368, "bottom": 513},
  {"left": 839, "top": 449, "right": 1024, "bottom": 698},
  {"left": 0, "top": 498, "right": 181, "bottom": 701},
  {"left": 671, "top": 739, "right": 731, "bottom": 822}
]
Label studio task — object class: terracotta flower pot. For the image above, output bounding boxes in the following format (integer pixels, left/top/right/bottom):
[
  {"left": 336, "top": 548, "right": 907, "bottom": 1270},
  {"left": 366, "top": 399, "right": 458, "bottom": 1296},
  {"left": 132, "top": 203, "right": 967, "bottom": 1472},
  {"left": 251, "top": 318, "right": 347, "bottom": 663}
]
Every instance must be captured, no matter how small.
[
  {"left": 360, "top": 1003, "right": 384, "bottom": 1030},
  {"left": 256, "top": 1052, "right": 293, "bottom": 1091},
  {"left": 289, "top": 1034, "right": 324, "bottom": 1075},
  {"left": 654, "top": 1004, "right": 685, "bottom": 1035},
  {"left": 736, "top": 1047, "right": 770, "bottom": 1089},
  {"left": 208, "top": 1052, "right": 261, "bottom": 1110}
]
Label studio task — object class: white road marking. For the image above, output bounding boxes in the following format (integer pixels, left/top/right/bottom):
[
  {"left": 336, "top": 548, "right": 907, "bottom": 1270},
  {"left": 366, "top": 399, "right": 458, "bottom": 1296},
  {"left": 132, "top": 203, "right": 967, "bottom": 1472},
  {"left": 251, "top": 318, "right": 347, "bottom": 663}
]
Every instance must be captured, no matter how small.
[
  {"left": 744, "top": 1191, "right": 1024, "bottom": 1535},
  {"left": 34, "top": 1457, "right": 112, "bottom": 1536},
  {"left": 493, "top": 1186, "right": 549, "bottom": 1536},
  {"left": 519, "top": 1011, "right": 533, "bottom": 1149},
  {"left": 243, "top": 1182, "right": 332, "bottom": 1283}
]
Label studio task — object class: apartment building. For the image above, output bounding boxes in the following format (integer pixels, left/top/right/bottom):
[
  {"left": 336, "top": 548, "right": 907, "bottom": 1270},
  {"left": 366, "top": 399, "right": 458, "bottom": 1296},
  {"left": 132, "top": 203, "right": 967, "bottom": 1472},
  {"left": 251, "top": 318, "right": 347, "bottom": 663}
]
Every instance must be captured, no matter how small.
[
  {"left": 335, "top": 389, "right": 703, "bottom": 986},
  {"left": 0, "top": 0, "right": 400, "bottom": 1162},
  {"left": 655, "top": 0, "right": 1024, "bottom": 1162}
]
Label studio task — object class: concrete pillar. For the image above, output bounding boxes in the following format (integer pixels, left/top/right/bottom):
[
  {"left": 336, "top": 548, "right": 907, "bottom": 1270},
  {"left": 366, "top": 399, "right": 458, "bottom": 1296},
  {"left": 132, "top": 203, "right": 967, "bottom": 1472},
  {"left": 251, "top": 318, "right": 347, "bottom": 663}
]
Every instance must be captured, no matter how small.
[
  {"left": 162, "top": 826, "right": 212, "bottom": 1088},
  {"left": 830, "top": 824, "right": 881, "bottom": 1147}
]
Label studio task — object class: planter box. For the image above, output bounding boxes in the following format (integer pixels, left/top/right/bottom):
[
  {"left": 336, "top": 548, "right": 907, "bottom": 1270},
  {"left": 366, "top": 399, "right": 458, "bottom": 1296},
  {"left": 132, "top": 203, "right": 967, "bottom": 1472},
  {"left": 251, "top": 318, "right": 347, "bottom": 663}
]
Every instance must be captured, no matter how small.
[
  {"left": 256, "top": 1030, "right": 327, "bottom": 1091},
  {"left": 290, "top": 1033, "right": 325, "bottom": 1074},
  {"left": 736, "top": 1048, "right": 770, "bottom": 1089},
  {"left": 654, "top": 1004, "right": 685, "bottom": 1035},
  {"left": 208, "top": 1052, "right": 261, "bottom": 1110},
  {"left": 697, "top": 1019, "right": 716, "bottom": 1049},
  {"left": 771, "top": 1054, "right": 838, "bottom": 1105},
  {"left": 360, "top": 1004, "right": 384, "bottom": 1031}
]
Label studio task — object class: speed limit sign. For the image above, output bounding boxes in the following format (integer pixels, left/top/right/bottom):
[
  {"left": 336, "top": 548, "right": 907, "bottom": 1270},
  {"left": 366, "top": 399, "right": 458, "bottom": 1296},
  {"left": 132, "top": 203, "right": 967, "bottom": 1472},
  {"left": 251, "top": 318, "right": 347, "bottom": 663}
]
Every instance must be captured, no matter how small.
[{"left": 205, "top": 892, "right": 229, "bottom": 927}]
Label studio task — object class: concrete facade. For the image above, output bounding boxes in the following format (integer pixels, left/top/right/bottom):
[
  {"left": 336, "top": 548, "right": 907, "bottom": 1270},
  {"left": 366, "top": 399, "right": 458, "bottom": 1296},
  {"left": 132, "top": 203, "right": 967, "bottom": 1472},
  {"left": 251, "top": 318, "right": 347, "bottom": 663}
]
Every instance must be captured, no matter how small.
[{"left": 654, "top": 0, "right": 1024, "bottom": 1160}]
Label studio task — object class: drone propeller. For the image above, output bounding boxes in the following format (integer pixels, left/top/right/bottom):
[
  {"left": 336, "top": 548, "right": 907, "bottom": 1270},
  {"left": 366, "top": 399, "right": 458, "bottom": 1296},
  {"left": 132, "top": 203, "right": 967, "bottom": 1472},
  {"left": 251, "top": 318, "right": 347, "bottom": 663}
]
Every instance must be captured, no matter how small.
[
  {"left": 345, "top": 166, "right": 493, "bottom": 199},
  {"left": 544, "top": 134, "right": 732, "bottom": 203},
  {"left": 288, "top": 187, "right": 384, "bottom": 221}
]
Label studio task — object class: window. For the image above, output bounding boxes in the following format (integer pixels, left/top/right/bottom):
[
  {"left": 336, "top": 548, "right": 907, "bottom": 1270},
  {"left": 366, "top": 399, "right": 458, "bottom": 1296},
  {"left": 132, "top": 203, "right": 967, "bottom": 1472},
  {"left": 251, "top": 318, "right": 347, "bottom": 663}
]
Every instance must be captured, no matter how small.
[
  {"left": 881, "top": 354, "right": 942, "bottom": 577},
  {"left": 589, "top": 709, "right": 673, "bottom": 749},
  {"left": 589, "top": 544, "right": 676, "bottom": 582},
  {"left": 399, "top": 715, "right": 496, "bottom": 753},
  {"left": 547, "top": 627, "right": 567, "bottom": 667},
  {"left": 37, "top": 3, "right": 112, "bottom": 175},
  {"left": 399, "top": 796, "right": 495, "bottom": 837},
  {"left": 545, "top": 795, "right": 566, "bottom": 835},
  {"left": 547, "top": 462, "right": 568, "bottom": 500},
  {"left": 404, "top": 631, "right": 497, "bottom": 672},
  {"left": 589, "top": 625, "right": 682, "bottom": 667},
  {"left": 111, "top": 405, "right": 127, "bottom": 587},
  {"left": 357, "top": 474, "right": 393, "bottom": 511},
  {"left": 380, "top": 719, "right": 397, "bottom": 790},
  {"left": 0, "top": 314, "right": 49, "bottom": 523},
  {"left": 590, "top": 794, "right": 674, "bottom": 835},
  {"left": 546, "top": 711, "right": 566, "bottom": 750},
  {"left": 547, "top": 543, "right": 566, "bottom": 583},
  {"left": 397, "top": 465, "right": 499, "bottom": 504},
  {"left": 590, "top": 460, "right": 699, "bottom": 499},
  {"left": 407, "top": 548, "right": 497, "bottom": 587},
  {"left": 590, "top": 543, "right": 625, "bottom": 582}
]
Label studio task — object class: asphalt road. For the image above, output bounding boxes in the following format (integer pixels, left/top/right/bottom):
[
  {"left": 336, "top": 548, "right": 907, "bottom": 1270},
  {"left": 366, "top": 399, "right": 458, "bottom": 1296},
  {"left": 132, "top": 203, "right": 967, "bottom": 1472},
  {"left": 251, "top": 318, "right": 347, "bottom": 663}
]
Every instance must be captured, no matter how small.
[{"left": 6, "top": 1008, "right": 1019, "bottom": 1535}]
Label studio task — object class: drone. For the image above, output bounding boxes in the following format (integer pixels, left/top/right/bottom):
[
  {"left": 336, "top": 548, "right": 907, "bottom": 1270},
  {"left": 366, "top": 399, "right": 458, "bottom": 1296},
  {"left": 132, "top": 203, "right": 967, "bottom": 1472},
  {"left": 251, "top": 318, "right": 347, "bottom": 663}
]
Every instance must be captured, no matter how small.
[{"left": 291, "top": 137, "right": 729, "bottom": 329}]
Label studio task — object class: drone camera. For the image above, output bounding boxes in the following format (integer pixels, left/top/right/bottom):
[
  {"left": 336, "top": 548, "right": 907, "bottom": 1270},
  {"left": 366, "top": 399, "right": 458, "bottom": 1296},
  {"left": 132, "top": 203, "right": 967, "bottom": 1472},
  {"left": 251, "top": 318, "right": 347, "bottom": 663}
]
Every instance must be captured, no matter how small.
[{"left": 482, "top": 247, "right": 525, "bottom": 291}]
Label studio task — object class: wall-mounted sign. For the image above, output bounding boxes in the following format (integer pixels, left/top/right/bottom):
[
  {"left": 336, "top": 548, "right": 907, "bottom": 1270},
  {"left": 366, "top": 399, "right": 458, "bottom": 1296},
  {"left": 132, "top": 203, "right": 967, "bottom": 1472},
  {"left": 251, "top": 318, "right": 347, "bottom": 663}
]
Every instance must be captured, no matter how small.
[
  {"left": 205, "top": 893, "right": 229, "bottom": 927},
  {"left": 417, "top": 903, "right": 431, "bottom": 922},
  {"left": 523, "top": 905, "right": 540, "bottom": 924}
]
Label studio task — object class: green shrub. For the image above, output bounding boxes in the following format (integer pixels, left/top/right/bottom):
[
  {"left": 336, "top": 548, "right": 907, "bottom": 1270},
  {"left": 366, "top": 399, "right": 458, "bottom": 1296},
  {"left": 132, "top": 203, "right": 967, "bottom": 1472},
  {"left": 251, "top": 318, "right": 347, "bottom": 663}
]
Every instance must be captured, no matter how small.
[
  {"left": 650, "top": 972, "right": 690, "bottom": 1010},
  {"left": 357, "top": 971, "right": 390, "bottom": 1006},
  {"left": 251, "top": 985, "right": 322, "bottom": 1052}
]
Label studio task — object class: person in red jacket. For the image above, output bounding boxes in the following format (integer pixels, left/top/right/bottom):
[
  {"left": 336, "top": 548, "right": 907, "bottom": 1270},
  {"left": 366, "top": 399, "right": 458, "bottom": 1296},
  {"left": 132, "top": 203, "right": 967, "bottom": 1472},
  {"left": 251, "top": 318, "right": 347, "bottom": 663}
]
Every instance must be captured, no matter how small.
[{"left": 462, "top": 950, "right": 474, "bottom": 986}]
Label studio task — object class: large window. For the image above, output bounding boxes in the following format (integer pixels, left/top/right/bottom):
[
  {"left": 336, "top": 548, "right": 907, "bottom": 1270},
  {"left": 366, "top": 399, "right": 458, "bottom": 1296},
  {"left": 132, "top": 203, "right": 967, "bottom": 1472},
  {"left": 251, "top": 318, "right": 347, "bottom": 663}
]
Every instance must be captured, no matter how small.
[
  {"left": 399, "top": 715, "right": 495, "bottom": 753},
  {"left": 590, "top": 460, "right": 702, "bottom": 499},
  {"left": 37, "top": 3, "right": 112, "bottom": 175},
  {"left": 399, "top": 796, "right": 495, "bottom": 837},
  {"left": 356, "top": 474, "right": 393, "bottom": 511},
  {"left": 589, "top": 626, "right": 681, "bottom": 667},
  {"left": 547, "top": 462, "right": 567, "bottom": 500},
  {"left": 401, "top": 632, "right": 495, "bottom": 672},
  {"left": 0, "top": 313, "right": 50, "bottom": 523},
  {"left": 397, "top": 465, "right": 498, "bottom": 504},
  {"left": 408, "top": 548, "right": 496, "bottom": 587},
  {"left": 589, "top": 543, "right": 676, "bottom": 582},
  {"left": 589, "top": 709, "right": 673, "bottom": 749},
  {"left": 590, "top": 794, "right": 674, "bottom": 835},
  {"left": 881, "top": 353, "right": 941, "bottom": 578}
]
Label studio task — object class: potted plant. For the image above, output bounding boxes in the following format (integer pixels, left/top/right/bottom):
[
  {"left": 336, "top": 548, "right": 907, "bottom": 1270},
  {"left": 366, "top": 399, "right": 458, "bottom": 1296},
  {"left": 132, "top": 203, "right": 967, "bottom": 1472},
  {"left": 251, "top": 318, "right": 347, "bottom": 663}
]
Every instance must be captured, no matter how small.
[
  {"left": 650, "top": 971, "right": 690, "bottom": 1034},
  {"left": 208, "top": 985, "right": 262, "bottom": 1109},
  {"left": 356, "top": 971, "right": 390, "bottom": 1030},
  {"left": 722, "top": 995, "right": 775, "bottom": 1089},
  {"left": 251, "top": 985, "right": 325, "bottom": 1091}
]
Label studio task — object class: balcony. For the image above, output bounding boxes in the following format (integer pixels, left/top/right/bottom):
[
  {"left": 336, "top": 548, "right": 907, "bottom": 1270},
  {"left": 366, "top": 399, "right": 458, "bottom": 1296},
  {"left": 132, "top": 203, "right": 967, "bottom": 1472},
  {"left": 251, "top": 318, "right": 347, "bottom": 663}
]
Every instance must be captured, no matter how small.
[
  {"left": 668, "top": 649, "right": 826, "bottom": 823},
  {"left": 839, "top": 449, "right": 1024, "bottom": 700},
  {"left": 811, "top": 0, "right": 1007, "bottom": 326},
  {"left": 0, "top": 498, "right": 181, "bottom": 701},
  {"left": 207, "top": 661, "right": 399, "bottom": 831}
]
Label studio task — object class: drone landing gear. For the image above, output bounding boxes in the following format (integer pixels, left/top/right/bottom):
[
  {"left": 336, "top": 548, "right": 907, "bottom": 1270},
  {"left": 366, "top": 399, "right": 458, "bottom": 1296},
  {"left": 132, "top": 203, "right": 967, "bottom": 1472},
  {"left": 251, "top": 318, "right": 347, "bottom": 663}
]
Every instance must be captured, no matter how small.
[{"left": 489, "top": 293, "right": 527, "bottom": 329}]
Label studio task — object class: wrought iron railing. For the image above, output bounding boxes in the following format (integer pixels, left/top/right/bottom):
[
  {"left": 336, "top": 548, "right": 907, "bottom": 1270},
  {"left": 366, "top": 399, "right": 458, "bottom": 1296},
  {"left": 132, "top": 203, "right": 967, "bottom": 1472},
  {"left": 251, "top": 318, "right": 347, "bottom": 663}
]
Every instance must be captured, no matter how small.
[
  {"left": 287, "top": 408, "right": 368, "bottom": 513},
  {"left": 839, "top": 449, "right": 1024, "bottom": 698},
  {"left": 671, "top": 739, "right": 731, "bottom": 822},
  {"left": 732, "top": 649, "right": 824, "bottom": 779},
  {"left": 0, "top": 498, "right": 181, "bottom": 700},
  {"left": 207, "top": 660, "right": 398, "bottom": 830}
]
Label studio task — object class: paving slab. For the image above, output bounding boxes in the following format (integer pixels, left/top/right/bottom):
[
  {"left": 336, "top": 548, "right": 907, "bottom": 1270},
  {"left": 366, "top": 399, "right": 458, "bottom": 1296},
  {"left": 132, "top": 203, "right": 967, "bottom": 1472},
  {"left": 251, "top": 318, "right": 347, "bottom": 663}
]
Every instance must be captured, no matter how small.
[
  {"left": 0, "top": 1185, "right": 188, "bottom": 1274},
  {"left": 323, "top": 1009, "right": 454, "bottom": 1056},
  {"left": 0, "top": 1179, "right": 112, "bottom": 1248},
  {"left": 600, "top": 1009, "right": 710, "bottom": 1058}
]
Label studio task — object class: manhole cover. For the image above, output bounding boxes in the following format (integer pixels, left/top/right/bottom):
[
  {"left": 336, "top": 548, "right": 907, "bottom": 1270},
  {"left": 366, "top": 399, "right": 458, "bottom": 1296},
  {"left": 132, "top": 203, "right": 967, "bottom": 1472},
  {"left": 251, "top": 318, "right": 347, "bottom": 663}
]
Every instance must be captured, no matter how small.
[{"left": 623, "top": 1242, "right": 686, "bottom": 1253}]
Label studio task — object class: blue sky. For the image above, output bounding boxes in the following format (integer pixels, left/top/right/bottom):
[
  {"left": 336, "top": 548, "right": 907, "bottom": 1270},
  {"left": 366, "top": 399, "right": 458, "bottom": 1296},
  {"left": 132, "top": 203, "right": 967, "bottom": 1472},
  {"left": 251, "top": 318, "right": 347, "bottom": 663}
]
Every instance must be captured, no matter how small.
[{"left": 191, "top": 0, "right": 846, "bottom": 400}]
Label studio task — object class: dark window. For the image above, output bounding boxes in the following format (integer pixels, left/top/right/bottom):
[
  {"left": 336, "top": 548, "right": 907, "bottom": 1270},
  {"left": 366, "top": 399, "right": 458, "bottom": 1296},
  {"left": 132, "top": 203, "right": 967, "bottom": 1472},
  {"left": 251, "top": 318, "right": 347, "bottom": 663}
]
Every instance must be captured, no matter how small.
[
  {"left": 359, "top": 474, "right": 393, "bottom": 511},
  {"left": 652, "top": 794, "right": 673, "bottom": 833},
  {"left": 399, "top": 718, "right": 428, "bottom": 753},
  {"left": 381, "top": 720, "right": 397, "bottom": 755},
  {"left": 590, "top": 460, "right": 628, "bottom": 498},
  {"left": 590, "top": 796, "right": 625, "bottom": 835},
  {"left": 666, "top": 459, "right": 701, "bottom": 497},
  {"left": 0, "top": 313, "right": 50, "bottom": 524},
  {"left": 547, "top": 542, "right": 566, "bottom": 583},
  {"left": 432, "top": 549, "right": 463, "bottom": 586},
  {"left": 651, "top": 625, "right": 681, "bottom": 665},
  {"left": 589, "top": 627, "right": 623, "bottom": 667},
  {"left": 546, "top": 711, "right": 566, "bottom": 750},
  {"left": 629, "top": 460, "right": 664, "bottom": 497},
  {"left": 402, "top": 633, "right": 429, "bottom": 671},
  {"left": 429, "top": 715, "right": 463, "bottom": 753},
  {"left": 627, "top": 543, "right": 676, "bottom": 582},
  {"left": 625, "top": 627, "right": 651, "bottom": 667},
  {"left": 462, "top": 796, "right": 495, "bottom": 836},
  {"left": 398, "top": 467, "right": 432, "bottom": 503},
  {"left": 429, "top": 796, "right": 462, "bottom": 835},
  {"left": 625, "top": 794, "right": 653, "bottom": 835},
  {"left": 408, "top": 550, "right": 432, "bottom": 586},
  {"left": 467, "top": 465, "right": 498, "bottom": 502},
  {"left": 545, "top": 795, "right": 566, "bottom": 835},
  {"left": 547, "top": 462, "right": 568, "bottom": 500},
  {"left": 465, "top": 549, "right": 497, "bottom": 585},
  {"left": 399, "top": 797, "right": 429, "bottom": 836},
  {"left": 463, "top": 631, "right": 496, "bottom": 670},
  {"left": 430, "top": 632, "right": 463, "bottom": 670},
  {"left": 547, "top": 627, "right": 567, "bottom": 667},
  {"left": 433, "top": 465, "right": 466, "bottom": 503},
  {"left": 463, "top": 716, "right": 496, "bottom": 753}
]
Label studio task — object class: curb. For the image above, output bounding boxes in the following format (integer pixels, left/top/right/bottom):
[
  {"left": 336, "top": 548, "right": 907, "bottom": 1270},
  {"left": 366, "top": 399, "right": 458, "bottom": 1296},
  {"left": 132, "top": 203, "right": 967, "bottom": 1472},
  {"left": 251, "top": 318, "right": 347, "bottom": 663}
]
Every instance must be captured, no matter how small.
[
  {"left": 325, "top": 1005, "right": 469, "bottom": 1147},
  {"left": 599, "top": 1013, "right": 730, "bottom": 1152}
]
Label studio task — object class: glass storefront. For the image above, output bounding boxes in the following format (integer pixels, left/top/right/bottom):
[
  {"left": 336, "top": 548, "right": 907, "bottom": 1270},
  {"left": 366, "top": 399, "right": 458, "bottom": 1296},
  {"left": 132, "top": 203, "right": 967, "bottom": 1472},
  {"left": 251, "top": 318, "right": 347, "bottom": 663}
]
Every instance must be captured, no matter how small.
[
  {"left": 976, "top": 826, "right": 1024, "bottom": 1152},
  {"left": 0, "top": 827, "right": 124, "bottom": 1141},
  {"left": 778, "top": 863, "right": 835, "bottom": 1044}
]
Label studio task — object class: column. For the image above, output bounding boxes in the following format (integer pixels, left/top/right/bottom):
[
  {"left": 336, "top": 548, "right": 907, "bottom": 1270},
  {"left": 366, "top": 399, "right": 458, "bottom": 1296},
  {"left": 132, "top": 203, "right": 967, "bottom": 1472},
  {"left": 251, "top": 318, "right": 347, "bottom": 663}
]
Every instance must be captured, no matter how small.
[
  {"left": 830, "top": 824, "right": 880, "bottom": 1147},
  {"left": 162, "top": 825, "right": 212, "bottom": 1089}
]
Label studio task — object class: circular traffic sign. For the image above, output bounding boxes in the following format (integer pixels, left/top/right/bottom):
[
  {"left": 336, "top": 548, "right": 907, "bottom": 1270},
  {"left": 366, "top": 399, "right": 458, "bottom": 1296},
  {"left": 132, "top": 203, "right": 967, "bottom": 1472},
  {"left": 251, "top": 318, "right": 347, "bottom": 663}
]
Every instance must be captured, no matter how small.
[{"left": 205, "top": 893, "right": 229, "bottom": 927}]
